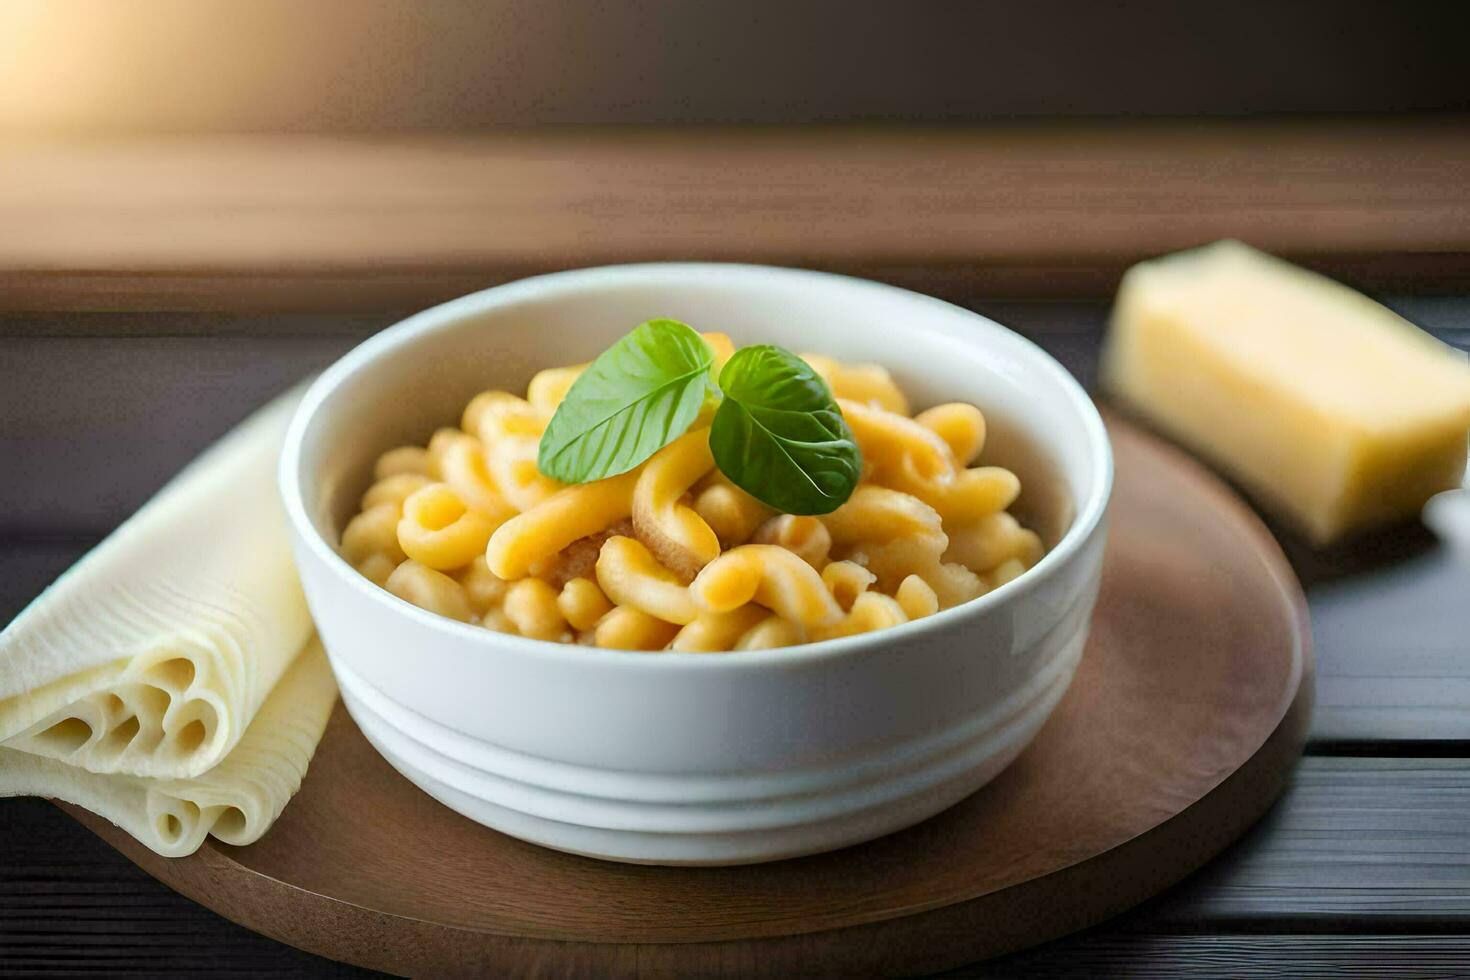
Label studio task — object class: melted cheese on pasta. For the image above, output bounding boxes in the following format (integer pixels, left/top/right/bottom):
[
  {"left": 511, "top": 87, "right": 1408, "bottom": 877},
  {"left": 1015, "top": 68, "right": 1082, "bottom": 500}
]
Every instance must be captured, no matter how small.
[{"left": 348, "top": 348, "right": 1046, "bottom": 651}]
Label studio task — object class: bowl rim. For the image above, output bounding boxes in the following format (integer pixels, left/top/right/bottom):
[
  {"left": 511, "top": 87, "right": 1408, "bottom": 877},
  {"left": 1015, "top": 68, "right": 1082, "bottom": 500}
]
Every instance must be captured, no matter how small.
[{"left": 279, "top": 262, "right": 1113, "bottom": 673}]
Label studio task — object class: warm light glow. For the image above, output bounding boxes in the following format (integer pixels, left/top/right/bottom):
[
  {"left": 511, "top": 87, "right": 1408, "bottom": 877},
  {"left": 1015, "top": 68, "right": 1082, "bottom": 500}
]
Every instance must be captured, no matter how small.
[
  {"left": 0, "top": 0, "right": 458, "bottom": 134},
  {"left": 0, "top": 0, "right": 105, "bottom": 130}
]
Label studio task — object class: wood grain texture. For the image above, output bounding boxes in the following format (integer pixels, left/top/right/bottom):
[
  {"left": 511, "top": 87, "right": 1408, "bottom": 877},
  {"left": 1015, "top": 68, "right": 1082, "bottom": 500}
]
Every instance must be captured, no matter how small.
[
  {"left": 960, "top": 934, "right": 1470, "bottom": 979},
  {"left": 49, "top": 420, "right": 1309, "bottom": 976},
  {"left": 4, "top": 120, "right": 1470, "bottom": 311},
  {"left": 0, "top": 335, "right": 352, "bottom": 534},
  {"left": 1156, "top": 757, "right": 1470, "bottom": 926},
  {"left": 1310, "top": 555, "right": 1470, "bottom": 746},
  {"left": 0, "top": 801, "right": 373, "bottom": 978},
  {"left": 12, "top": 761, "right": 1470, "bottom": 977}
]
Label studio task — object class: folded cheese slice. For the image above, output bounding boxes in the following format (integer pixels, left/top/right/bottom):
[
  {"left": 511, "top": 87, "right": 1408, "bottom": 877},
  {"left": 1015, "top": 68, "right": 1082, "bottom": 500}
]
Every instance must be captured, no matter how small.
[
  {"left": 1103, "top": 241, "right": 1470, "bottom": 543},
  {"left": 0, "top": 388, "right": 313, "bottom": 778},
  {"left": 0, "top": 639, "right": 336, "bottom": 858}
]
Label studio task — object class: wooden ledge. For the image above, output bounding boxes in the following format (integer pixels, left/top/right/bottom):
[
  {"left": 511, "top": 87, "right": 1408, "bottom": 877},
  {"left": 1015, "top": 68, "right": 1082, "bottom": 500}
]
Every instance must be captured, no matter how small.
[{"left": 4, "top": 120, "right": 1470, "bottom": 311}]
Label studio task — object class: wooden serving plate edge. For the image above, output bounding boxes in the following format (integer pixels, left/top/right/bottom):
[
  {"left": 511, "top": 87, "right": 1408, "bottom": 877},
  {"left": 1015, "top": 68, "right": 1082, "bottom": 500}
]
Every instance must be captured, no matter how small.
[
  {"left": 58, "top": 420, "right": 1314, "bottom": 976},
  {"left": 62, "top": 674, "right": 1310, "bottom": 976}
]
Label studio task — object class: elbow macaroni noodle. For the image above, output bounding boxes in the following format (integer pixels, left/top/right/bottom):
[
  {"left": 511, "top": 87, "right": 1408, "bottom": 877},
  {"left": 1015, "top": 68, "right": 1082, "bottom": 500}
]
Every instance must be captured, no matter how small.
[
  {"left": 753, "top": 515, "right": 832, "bottom": 569},
  {"left": 692, "top": 472, "right": 772, "bottom": 548},
  {"left": 631, "top": 429, "right": 722, "bottom": 581},
  {"left": 596, "top": 536, "right": 701, "bottom": 625},
  {"left": 342, "top": 349, "right": 1047, "bottom": 651}
]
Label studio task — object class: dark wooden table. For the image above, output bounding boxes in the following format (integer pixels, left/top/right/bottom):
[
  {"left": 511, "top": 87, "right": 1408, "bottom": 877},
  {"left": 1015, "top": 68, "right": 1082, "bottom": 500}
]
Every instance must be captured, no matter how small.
[
  {"left": 3, "top": 124, "right": 1470, "bottom": 975},
  {"left": 2, "top": 298, "right": 1467, "bottom": 977}
]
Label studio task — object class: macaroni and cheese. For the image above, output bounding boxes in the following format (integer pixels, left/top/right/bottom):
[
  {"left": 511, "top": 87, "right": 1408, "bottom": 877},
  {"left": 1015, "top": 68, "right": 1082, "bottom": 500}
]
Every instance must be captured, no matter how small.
[{"left": 343, "top": 346, "right": 1045, "bottom": 651}]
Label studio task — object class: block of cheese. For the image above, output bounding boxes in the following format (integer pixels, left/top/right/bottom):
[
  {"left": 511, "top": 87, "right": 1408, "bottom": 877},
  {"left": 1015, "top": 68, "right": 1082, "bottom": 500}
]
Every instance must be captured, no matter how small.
[{"left": 1103, "top": 241, "right": 1470, "bottom": 544}]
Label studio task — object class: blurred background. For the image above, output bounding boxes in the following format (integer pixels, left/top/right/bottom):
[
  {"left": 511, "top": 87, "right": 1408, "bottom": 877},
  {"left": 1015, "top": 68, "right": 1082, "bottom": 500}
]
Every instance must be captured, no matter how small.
[
  {"left": 3, "top": 0, "right": 1469, "bottom": 132},
  {"left": 4, "top": 0, "right": 1470, "bottom": 312}
]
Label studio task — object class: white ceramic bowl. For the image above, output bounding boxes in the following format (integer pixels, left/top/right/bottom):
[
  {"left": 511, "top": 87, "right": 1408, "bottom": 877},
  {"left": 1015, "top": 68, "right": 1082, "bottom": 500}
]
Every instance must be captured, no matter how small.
[{"left": 279, "top": 264, "right": 1112, "bottom": 865}]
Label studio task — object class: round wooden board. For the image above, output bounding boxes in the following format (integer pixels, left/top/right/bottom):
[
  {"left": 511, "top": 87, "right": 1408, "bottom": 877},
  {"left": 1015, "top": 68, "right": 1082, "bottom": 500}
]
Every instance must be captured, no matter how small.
[{"left": 64, "top": 419, "right": 1312, "bottom": 977}]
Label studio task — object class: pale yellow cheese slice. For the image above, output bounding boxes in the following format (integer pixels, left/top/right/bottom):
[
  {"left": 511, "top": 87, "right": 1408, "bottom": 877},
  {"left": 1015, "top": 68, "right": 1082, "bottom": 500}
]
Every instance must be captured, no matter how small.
[
  {"left": 1103, "top": 241, "right": 1470, "bottom": 543},
  {"left": 0, "top": 388, "right": 312, "bottom": 778},
  {"left": 0, "top": 640, "right": 336, "bottom": 858}
]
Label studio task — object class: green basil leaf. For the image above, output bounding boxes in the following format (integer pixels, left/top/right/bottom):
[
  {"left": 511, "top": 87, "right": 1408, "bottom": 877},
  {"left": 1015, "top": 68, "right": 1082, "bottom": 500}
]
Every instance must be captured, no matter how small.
[
  {"left": 538, "top": 319, "right": 714, "bottom": 482},
  {"left": 710, "top": 345, "right": 862, "bottom": 515}
]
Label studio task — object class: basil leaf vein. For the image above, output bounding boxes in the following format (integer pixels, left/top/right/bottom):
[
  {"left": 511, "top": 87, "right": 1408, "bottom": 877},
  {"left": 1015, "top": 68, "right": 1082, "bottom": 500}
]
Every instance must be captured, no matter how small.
[{"left": 538, "top": 319, "right": 714, "bottom": 482}]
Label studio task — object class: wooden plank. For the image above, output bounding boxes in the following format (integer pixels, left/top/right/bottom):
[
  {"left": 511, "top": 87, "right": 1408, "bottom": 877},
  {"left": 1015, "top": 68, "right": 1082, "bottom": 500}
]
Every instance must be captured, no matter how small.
[
  {"left": 0, "top": 801, "right": 375, "bottom": 978},
  {"left": 1310, "top": 551, "right": 1470, "bottom": 745},
  {"left": 0, "top": 311, "right": 397, "bottom": 339},
  {"left": 1158, "top": 758, "right": 1470, "bottom": 925},
  {"left": 6, "top": 759, "right": 1470, "bottom": 974},
  {"left": 14, "top": 783, "right": 1470, "bottom": 979},
  {"left": 4, "top": 121, "right": 1470, "bottom": 311},
  {"left": 0, "top": 334, "right": 358, "bottom": 534},
  {"left": 960, "top": 934, "right": 1470, "bottom": 979}
]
